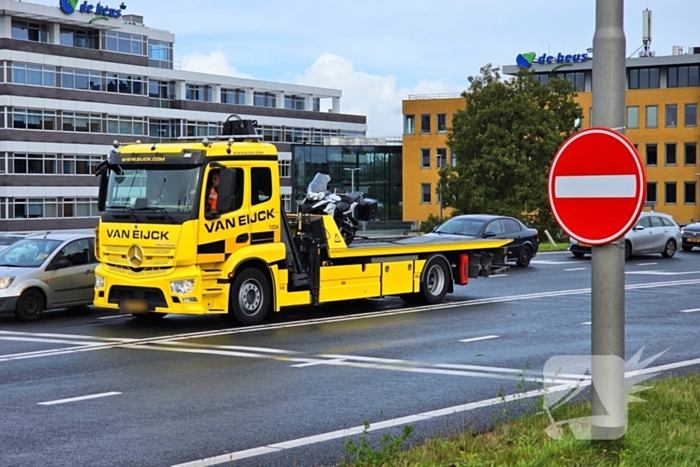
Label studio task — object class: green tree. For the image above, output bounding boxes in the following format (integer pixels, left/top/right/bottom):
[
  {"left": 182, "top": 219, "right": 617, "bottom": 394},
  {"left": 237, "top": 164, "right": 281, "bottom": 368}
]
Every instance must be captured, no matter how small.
[{"left": 437, "top": 64, "right": 582, "bottom": 240}]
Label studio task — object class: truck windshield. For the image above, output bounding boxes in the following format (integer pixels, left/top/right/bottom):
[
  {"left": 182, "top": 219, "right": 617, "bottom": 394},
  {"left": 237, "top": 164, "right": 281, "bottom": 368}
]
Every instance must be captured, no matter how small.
[{"left": 105, "top": 166, "right": 200, "bottom": 214}]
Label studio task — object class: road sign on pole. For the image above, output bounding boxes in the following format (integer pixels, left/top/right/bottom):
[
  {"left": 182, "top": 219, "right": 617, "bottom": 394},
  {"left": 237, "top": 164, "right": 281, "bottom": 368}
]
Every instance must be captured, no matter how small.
[{"left": 548, "top": 127, "right": 646, "bottom": 246}]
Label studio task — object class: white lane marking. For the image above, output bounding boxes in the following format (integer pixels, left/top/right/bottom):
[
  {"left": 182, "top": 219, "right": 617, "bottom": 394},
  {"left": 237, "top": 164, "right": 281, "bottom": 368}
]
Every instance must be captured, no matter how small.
[
  {"left": 625, "top": 271, "right": 700, "bottom": 276},
  {"left": 3, "top": 277, "right": 700, "bottom": 364},
  {"left": 486, "top": 274, "right": 508, "bottom": 277},
  {"left": 680, "top": 308, "right": 700, "bottom": 313},
  {"left": 564, "top": 268, "right": 587, "bottom": 271},
  {"left": 0, "top": 330, "right": 132, "bottom": 342},
  {"left": 290, "top": 358, "right": 346, "bottom": 368},
  {"left": 0, "top": 337, "right": 105, "bottom": 346},
  {"left": 531, "top": 260, "right": 580, "bottom": 264},
  {"left": 637, "top": 262, "right": 658, "bottom": 266},
  {"left": 38, "top": 392, "right": 121, "bottom": 406},
  {"left": 555, "top": 175, "right": 636, "bottom": 198},
  {"left": 172, "top": 356, "right": 700, "bottom": 467},
  {"left": 98, "top": 315, "right": 131, "bottom": 320},
  {"left": 459, "top": 335, "right": 500, "bottom": 343},
  {"left": 582, "top": 321, "right": 592, "bottom": 325}
]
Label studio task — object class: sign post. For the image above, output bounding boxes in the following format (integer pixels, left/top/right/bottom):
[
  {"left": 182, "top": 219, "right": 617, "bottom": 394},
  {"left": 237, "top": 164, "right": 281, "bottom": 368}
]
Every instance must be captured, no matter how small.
[{"left": 548, "top": 0, "right": 644, "bottom": 440}]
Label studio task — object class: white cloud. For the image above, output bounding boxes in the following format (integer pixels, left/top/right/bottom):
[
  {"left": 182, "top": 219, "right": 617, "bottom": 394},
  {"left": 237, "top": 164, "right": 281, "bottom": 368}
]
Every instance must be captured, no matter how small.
[
  {"left": 180, "top": 51, "right": 252, "bottom": 79},
  {"left": 293, "top": 53, "right": 467, "bottom": 136}
]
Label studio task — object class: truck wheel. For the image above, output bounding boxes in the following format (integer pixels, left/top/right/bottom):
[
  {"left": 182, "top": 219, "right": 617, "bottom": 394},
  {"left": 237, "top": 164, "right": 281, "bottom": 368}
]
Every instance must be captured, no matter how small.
[
  {"left": 132, "top": 312, "right": 166, "bottom": 321},
  {"left": 14, "top": 288, "right": 45, "bottom": 322},
  {"left": 418, "top": 257, "right": 450, "bottom": 304},
  {"left": 229, "top": 268, "right": 270, "bottom": 325},
  {"left": 516, "top": 245, "right": 532, "bottom": 267}
]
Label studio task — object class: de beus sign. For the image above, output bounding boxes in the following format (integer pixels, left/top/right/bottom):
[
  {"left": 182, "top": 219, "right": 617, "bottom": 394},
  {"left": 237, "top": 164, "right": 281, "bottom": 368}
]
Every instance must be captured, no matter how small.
[
  {"left": 516, "top": 51, "right": 590, "bottom": 69},
  {"left": 59, "top": 0, "right": 126, "bottom": 20}
]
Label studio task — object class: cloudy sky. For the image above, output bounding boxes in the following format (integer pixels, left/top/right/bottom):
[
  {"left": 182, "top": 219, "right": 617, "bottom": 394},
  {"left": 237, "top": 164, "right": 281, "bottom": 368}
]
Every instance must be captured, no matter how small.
[{"left": 40, "top": 0, "right": 700, "bottom": 135}]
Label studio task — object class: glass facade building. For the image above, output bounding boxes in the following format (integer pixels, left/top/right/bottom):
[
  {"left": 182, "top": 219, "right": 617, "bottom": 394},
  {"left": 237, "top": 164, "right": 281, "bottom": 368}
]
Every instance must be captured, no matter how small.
[{"left": 292, "top": 145, "right": 403, "bottom": 221}]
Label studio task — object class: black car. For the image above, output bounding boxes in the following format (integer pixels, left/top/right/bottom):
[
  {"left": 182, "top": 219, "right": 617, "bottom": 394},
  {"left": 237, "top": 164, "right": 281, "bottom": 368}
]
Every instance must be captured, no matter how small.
[
  {"left": 426, "top": 214, "right": 540, "bottom": 267},
  {"left": 681, "top": 221, "right": 700, "bottom": 251}
]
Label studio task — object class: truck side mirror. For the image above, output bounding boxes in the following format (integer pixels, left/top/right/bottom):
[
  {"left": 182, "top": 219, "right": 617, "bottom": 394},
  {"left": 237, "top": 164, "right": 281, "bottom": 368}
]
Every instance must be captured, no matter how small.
[
  {"left": 216, "top": 168, "right": 237, "bottom": 213},
  {"left": 97, "top": 170, "right": 108, "bottom": 212}
]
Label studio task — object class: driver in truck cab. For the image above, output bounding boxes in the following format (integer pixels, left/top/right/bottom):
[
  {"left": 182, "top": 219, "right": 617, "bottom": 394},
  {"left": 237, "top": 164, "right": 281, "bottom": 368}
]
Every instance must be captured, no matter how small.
[{"left": 206, "top": 169, "right": 219, "bottom": 213}]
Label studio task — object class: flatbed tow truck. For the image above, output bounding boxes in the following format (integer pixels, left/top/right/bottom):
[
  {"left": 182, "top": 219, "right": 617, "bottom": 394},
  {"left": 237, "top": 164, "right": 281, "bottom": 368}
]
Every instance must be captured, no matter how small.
[{"left": 93, "top": 116, "right": 511, "bottom": 325}]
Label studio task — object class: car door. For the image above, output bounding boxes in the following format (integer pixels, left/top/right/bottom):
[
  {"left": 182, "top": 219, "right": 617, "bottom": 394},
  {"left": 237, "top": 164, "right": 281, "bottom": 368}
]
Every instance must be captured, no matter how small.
[
  {"left": 647, "top": 216, "right": 667, "bottom": 252},
  {"left": 501, "top": 218, "right": 525, "bottom": 259},
  {"left": 629, "top": 216, "right": 652, "bottom": 252},
  {"left": 45, "top": 238, "right": 96, "bottom": 306}
]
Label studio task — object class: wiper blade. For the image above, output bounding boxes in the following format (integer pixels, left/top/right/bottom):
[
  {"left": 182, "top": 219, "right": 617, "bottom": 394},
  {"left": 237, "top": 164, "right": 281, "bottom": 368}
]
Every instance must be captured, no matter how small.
[
  {"left": 134, "top": 206, "right": 177, "bottom": 224},
  {"left": 106, "top": 205, "right": 142, "bottom": 221}
]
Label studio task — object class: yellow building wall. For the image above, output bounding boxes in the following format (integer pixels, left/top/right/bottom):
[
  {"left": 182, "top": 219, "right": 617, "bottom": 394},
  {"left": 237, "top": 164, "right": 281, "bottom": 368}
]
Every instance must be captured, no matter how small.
[
  {"left": 402, "top": 86, "right": 700, "bottom": 226},
  {"left": 402, "top": 96, "right": 465, "bottom": 225}
]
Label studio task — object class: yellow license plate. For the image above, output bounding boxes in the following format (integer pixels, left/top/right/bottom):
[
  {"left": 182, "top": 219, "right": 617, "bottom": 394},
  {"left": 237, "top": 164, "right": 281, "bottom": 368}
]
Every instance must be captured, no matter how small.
[
  {"left": 120, "top": 299, "right": 148, "bottom": 313},
  {"left": 578, "top": 242, "right": 592, "bottom": 247},
  {"left": 688, "top": 238, "right": 700, "bottom": 243}
]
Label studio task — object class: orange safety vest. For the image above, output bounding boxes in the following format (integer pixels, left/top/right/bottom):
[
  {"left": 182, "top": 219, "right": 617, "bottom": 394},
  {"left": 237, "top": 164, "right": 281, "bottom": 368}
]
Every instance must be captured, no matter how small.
[{"left": 208, "top": 187, "right": 218, "bottom": 211}]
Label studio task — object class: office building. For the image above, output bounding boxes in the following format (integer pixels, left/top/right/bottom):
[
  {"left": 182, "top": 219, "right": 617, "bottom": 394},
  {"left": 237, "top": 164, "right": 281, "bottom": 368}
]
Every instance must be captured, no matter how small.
[{"left": 0, "top": 0, "right": 366, "bottom": 231}]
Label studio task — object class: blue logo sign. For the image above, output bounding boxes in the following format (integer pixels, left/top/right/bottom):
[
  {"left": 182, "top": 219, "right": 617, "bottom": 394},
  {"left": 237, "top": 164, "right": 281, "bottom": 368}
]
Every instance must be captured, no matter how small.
[
  {"left": 535, "top": 52, "right": 589, "bottom": 65},
  {"left": 59, "top": 0, "right": 127, "bottom": 20}
]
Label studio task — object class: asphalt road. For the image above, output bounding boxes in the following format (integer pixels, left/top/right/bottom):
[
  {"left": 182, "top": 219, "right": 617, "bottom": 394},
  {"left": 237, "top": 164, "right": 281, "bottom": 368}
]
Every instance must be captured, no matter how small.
[{"left": 1, "top": 249, "right": 699, "bottom": 467}]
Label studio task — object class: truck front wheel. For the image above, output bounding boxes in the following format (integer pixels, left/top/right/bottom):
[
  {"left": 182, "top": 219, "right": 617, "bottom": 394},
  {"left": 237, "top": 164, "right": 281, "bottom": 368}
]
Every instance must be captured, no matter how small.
[{"left": 228, "top": 268, "right": 271, "bottom": 326}]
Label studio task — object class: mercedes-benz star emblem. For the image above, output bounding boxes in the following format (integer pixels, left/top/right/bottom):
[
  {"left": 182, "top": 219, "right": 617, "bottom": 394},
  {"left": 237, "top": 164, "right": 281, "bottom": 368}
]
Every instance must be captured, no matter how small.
[{"left": 127, "top": 244, "right": 144, "bottom": 267}]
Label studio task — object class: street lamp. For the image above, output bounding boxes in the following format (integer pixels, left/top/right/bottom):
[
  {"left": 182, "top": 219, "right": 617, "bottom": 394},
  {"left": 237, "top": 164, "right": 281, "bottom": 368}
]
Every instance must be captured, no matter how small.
[{"left": 344, "top": 167, "right": 361, "bottom": 192}]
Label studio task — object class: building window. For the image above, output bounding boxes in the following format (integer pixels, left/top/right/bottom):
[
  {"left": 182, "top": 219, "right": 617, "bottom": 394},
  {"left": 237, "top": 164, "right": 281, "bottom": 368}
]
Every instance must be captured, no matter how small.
[
  {"left": 11, "top": 63, "right": 56, "bottom": 87},
  {"left": 685, "top": 104, "right": 697, "bottom": 127},
  {"left": 222, "top": 88, "right": 245, "bottom": 105},
  {"left": 313, "top": 98, "right": 320, "bottom": 112},
  {"left": 665, "top": 105, "right": 678, "bottom": 127},
  {"left": 421, "top": 183, "right": 431, "bottom": 203},
  {"left": 685, "top": 182, "right": 697, "bottom": 204},
  {"left": 626, "top": 106, "right": 639, "bottom": 129},
  {"left": 12, "top": 154, "right": 57, "bottom": 175},
  {"left": 148, "top": 80, "right": 174, "bottom": 108},
  {"left": 551, "top": 71, "right": 586, "bottom": 91},
  {"left": 63, "top": 198, "right": 98, "bottom": 217},
  {"left": 645, "top": 105, "right": 658, "bottom": 128},
  {"left": 185, "top": 84, "right": 212, "bottom": 102},
  {"left": 103, "top": 31, "right": 146, "bottom": 56},
  {"left": 421, "top": 114, "right": 431, "bottom": 134},
  {"left": 282, "top": 194, "right": 292, "bottom": 213},
  {"left": 645, "top": 144, "right": 657, "bottom": 166},
  {"left": 450, "top": 150, "right": 457, "bottom": 167},
  {"left": 668, "top": 65, "right": 700, "bottom": 88},
  {"left": 628, "top": 67, "right": 660, "bottom": 89},
  {"left": 421, "top": 148, "right": 431, "bottom": 168},
  {"left": 11, "top": 198, "right": 59, "bottom": 219},
  {"left": 404, "top": 115, "right": 415, "bottom": 134},
  {"left": 665, "top": 182, "right": 677, "bottom": 204},
  {"left": 60, "top": 27, "right": 99, "bottom": 49},
  {"left": 284, "top": 95, "right": 306, "bottom": 110},
  {"left": 436, "top": 148, "right": 447, "bottom": 168},
  {"left": 61, "top": 68, "right": 102, "bottom": 91},
  {"left": 646, "top": 182, "right": 657, "bottom": 203},
  {"left": 254, "top": 92, "right": 276, "bottom": 107},
  {"left": 62, "top": 113, "right": 101, "bottom": 133},
  {"left": 665, "top": 143, "right": 677, "bottom": 166},
  {"left": 106, "top": 115, "right": 145, "bottom": 136},
  {"left": 12, "top": 109, "right": 56, "bottom": 130},
  {"left": 685, "top": 143, "right": 697, "bottom": 165},
  {"left": 11, "top": 20, "right": 50, "bottom": 43},
  {"left": 185, "top": 121, "right": 218, "bottom": 137},
  {"left": 437, "top": 114, "right": 447, "bottom": 133},
  {"left": 106, "top": 74, "right": 144, "bottom": 95},
  {"left": 279, "top": 160, "right": 291, "bottom": 178},
  {"left": 148, "top": 39, "right": 173, "bottom": 69}
]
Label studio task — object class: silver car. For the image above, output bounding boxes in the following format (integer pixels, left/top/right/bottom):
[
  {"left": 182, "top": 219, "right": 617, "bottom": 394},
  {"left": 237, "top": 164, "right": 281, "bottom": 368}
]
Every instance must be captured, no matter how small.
[
  {"left": 569, "top": 211, "right": 682, "bottom": 260},
  {"left": 0, "top": 232, "right": 97, "bottom": 322}
]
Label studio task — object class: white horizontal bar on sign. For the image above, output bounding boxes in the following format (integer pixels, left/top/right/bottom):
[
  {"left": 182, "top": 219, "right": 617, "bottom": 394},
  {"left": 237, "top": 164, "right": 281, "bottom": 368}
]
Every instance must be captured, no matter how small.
[{"left": 555, "top": 175, "right": 637, "bottom": 198}]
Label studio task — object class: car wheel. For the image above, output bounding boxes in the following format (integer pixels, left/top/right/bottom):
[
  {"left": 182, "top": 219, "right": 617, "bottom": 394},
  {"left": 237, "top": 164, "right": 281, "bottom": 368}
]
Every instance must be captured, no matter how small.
[
  {"left": 682, "top": 245, "right": 693, "bottom": 252},
  {"left": 228, "top": 268, "right": 271, "bottom": 326},
  {"left": 516, "top": 245, "right": 532, "bottom": 267},
  {"left": 572, "top": 252, "right": 585, "bottom": 258},
  {"left": 624, "top": 241, "right": 632, "bottom": 260},
  {"left": 14, "top": 288, "right": 46, "bottom": 322},
  {"left": 662, "top": 239, "right": 676, "bottom": 258}
]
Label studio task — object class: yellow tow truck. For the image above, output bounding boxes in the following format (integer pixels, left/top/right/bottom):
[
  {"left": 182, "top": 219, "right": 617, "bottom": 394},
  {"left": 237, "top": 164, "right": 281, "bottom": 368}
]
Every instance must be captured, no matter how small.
[{"left": 93, "top": 116, "right": 511, "bottom": 324}]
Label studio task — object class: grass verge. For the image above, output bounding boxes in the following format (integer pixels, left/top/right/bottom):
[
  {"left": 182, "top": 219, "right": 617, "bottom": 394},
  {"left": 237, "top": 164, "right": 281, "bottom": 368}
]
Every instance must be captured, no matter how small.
[
  {"left": 538, "top": 242, "right": 570, "bottom": 252},
  {"left": 341, "top": 373, "right": 700, "bottom": 466}
]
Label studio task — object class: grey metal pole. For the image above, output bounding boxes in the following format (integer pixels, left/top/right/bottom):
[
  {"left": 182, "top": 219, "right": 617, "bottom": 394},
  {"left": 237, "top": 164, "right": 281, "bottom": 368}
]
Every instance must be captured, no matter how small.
[{"left": 591, "top": 0, "right": 627, "bottom": 440}]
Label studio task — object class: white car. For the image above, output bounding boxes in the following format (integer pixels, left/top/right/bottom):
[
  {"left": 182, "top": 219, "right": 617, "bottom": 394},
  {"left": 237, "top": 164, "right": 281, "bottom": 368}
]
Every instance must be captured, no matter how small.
[{"left": 568, "top": 211, "right": 682, "bottom": 260}]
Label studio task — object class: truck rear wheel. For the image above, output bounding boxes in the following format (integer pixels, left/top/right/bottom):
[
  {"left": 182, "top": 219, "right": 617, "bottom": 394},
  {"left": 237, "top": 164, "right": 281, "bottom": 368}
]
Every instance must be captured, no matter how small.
[
  {"left": 420, "top": 257, "right": 450, "bottom": 304},
  {"left": 228, "top": 268, "right": 271, "bottom": 326}
]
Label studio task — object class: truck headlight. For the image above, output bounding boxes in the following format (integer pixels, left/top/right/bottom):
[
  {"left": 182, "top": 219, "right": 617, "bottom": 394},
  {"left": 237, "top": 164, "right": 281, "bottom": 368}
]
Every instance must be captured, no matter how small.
[
  {"left": 0, "top": 277, "right": 15, "bottom": 290},
  {"left": 170, "top": 279, "right": 195, "bottom": 295},
  {"left": 95, "top": 275, "right": 105, "bottom": 289}
]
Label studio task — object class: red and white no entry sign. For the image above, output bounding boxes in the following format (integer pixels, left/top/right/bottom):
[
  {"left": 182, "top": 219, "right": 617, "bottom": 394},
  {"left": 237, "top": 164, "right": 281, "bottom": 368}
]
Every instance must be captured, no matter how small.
[{"left": 548, "top": 127, "right": 647, "bottom": 246}]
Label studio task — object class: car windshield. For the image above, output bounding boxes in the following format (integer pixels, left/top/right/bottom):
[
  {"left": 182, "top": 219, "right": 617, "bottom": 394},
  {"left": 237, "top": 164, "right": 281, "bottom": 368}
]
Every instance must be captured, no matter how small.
[
  {"left": 0, "top": 238, "right": 63, "bottom": 268},
  {"left": 104, "top": 165, "right": 200, "bottom": 214},
  {"left": 435, "top": 218, "right": 485, "bottom": 236},
  {"left": 0, "top": 236, "right": 21, "bottom": 246}
]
